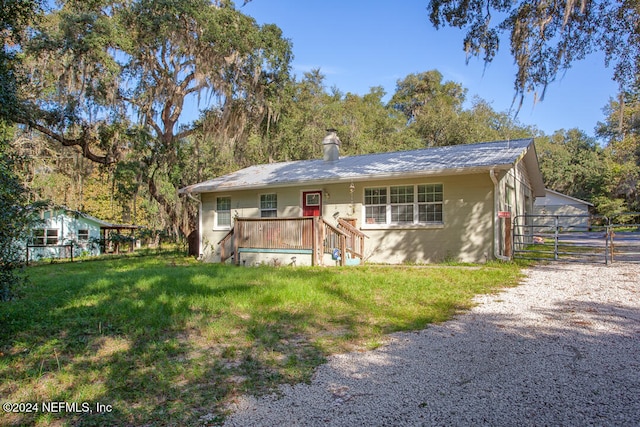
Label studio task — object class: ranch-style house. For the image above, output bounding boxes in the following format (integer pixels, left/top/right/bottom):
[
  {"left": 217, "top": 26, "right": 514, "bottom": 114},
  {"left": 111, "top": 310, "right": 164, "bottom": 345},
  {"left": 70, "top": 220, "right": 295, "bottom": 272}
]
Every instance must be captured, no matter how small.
[{"left": 180, "top": 133, "right": 545, "bottom": 266}]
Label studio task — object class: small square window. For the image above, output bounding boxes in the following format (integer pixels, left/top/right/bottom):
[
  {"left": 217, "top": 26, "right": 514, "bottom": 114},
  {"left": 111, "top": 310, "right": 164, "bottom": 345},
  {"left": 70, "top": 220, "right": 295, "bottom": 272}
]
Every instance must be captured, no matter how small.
[
  {"left": 78, "top": 229, "right": 89, "bottom": 241},
  {"left": 305, "top": 193, "right": 320, "bottom": 206},
  {"left": 419, "top": 204, "right": 443, "bottom": 222},
  {"left": 418, "top": 184, "right": 443, "bottom": 203},
  {"left": 390, "top": 186, "right": 414, "bottom": 204},
  {"left": 364, "top": 187, "right": 387, "bottom": 205},
  {"left": 365, "top": 205, "right": 386, "bottom": 224},
  {"left": 391, "top": 204, "right": 414, "bottom": 223}
]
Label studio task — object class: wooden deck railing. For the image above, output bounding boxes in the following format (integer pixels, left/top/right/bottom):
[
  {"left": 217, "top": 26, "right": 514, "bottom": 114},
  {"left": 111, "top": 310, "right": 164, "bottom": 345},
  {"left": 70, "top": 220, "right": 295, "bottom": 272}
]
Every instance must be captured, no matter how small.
[
  {"left": 217, "top": 217, "right": 366, "bottom": 266},
  {"left": 235, "top": 217, "right": 315, "bottom": 250},
  {"left": 322, "top": 220, "right": 348, "bottom": 265},
  {"left": 217, "top": 228, "right": 235, "bottom": 263},
  {"left": 337, "top": 218, "right": 368, "bottom": 261}
]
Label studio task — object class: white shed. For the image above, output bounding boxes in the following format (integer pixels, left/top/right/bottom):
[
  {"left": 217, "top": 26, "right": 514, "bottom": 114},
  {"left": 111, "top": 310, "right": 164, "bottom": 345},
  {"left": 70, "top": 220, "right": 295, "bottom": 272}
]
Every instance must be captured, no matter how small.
[
  {"left": 533, "top": 189, "right": 593, "bottom": 230},
  {"left": 27, "top": 208, "right": 137, "bottom": 261}
]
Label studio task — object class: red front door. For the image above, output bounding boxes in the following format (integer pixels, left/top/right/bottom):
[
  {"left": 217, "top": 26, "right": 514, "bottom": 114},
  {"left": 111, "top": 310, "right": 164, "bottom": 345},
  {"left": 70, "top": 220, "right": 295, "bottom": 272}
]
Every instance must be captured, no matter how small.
[{"left": 302, "top": 191, "right": 322, "bottom": 217}]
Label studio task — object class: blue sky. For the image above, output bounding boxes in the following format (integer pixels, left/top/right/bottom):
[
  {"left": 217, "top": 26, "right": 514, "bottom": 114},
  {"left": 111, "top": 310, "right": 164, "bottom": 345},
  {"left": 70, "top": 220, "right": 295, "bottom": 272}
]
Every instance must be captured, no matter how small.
[{"left": 241, "top": 0, "right": 620, "bottom": 137}]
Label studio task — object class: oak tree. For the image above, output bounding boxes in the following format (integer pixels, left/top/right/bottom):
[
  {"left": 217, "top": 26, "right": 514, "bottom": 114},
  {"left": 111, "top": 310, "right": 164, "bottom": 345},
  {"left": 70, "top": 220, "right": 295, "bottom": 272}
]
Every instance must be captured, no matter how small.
[
  {"left": 597, "top": 88, "right": 640, "bottom": 211},
  {"left": 15, "top": 0, "right": 292, "bottom": 250},
  {"left": 1, "top": 0, "right": 44, "bottom": 298},
  {"left": 428, "top": 0, "right": 640, "bottom": 106}
]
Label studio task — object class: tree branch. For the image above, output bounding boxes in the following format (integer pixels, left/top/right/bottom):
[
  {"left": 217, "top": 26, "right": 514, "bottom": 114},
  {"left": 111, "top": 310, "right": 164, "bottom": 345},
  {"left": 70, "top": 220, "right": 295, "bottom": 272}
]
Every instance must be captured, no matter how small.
[
  {"left": 15, "top": 116, "right": 114, "bottom": 165},
  {"left": 174, "top": 127, "right": 197, "bottom": 141}
]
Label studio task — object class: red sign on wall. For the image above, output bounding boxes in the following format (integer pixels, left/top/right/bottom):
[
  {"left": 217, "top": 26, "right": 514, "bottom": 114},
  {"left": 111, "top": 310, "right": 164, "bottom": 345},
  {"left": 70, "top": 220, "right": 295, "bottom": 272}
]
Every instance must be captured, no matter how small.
[{"left": 498, "top": 211, "right": 511, "bottom": 218}]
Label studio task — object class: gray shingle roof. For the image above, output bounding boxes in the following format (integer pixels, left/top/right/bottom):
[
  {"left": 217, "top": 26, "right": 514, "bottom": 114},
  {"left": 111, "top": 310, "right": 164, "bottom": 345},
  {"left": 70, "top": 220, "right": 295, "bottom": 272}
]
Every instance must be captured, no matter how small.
[{"left": 181, "top": 139, "right": 543, "bottom": 194}]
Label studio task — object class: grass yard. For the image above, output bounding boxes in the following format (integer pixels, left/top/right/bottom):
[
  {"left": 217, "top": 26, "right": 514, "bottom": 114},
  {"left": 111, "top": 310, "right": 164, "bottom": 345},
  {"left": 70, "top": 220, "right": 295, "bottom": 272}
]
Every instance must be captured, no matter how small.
[{"left": 0, "top": 255, "right": 523, "bottom": 426}]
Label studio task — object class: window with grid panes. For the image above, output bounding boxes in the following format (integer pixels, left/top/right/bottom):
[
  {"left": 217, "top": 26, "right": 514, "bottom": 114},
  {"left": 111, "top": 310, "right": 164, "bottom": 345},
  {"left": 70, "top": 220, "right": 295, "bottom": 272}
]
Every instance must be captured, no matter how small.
[
  {"left": 260, "top": 194, "right": 277, "bottom": 217},
  {"left": 216, "top": 197, "right": 231, "bottom": 227},
  {"left": 390, "top": 185, "right": 414, "bottom": 223},
  {"left": 364, "top": 187, "right": 387, "bottom": 224},
  {"left": 33, "top": 229, "right": 59, "bottom": 245},
  {"left": 364, "top": 184, "right": 444, "bottom": 225},
  {"left": 418, "top": 184, "right": 443, "bottom": 223}
]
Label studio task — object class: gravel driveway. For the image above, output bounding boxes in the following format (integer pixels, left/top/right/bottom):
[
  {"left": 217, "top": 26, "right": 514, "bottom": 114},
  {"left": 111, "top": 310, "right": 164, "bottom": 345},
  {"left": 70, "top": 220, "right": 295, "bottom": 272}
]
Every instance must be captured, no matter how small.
[{"left": 223, "top": 264, "right": 640, "bottom": 426}]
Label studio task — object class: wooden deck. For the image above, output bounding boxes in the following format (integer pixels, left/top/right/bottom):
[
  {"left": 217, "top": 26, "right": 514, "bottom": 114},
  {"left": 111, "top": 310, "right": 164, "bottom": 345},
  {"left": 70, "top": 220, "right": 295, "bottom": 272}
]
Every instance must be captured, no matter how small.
[{"left": 218, "top": 217, "right": 367, "bottom": 266}]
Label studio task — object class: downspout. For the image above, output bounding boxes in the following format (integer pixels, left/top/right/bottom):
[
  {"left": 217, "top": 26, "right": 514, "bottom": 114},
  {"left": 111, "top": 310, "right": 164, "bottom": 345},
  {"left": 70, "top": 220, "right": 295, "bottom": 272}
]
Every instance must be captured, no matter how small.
[
  {"left": 186, "top": 192, "right": 203, "bottom": 259},
  {"left": 490, "top": 168, "right": 510, "bottom": 261}
]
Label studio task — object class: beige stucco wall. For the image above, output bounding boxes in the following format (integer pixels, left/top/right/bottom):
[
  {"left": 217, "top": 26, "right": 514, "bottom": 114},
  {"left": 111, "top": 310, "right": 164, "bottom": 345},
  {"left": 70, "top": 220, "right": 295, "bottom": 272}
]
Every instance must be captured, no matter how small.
[
  {"left": 492, "top": 162, "right": 536, "bottom": 255},
  {"left": 199, "top": 171, "right": 508, "bottom": 264},
  {"left": 355, "top": 173, "right": 495, "bottom": 263}
]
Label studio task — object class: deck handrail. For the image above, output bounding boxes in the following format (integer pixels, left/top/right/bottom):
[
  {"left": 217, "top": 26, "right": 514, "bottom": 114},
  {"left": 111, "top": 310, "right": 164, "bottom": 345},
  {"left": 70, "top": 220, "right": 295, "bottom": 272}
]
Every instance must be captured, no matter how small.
[
  {"left": 336, "top": 218, "right": 367, "bottom": 260},
  {"left": 217, "top": 228, "right": 234, "bottom": 245},
  {"left": 337, "top": 218, "right": 368, "bottom": 238},
  {"left": 322, "top": 219, "right": 348, "bottom": 238},
  {"left": 218, "top": 228, "right": 235, "bottom": 263},
  {"left": 321, "top": 218, "right": 347, "bottom": 266}
]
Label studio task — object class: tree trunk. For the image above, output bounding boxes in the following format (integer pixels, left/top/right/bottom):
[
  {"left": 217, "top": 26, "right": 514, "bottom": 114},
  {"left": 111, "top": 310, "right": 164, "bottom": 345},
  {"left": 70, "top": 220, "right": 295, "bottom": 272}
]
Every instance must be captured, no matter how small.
[
  {"left": 188, "top": 229, "right": 199, "bottom": 257},
  {"left": 147, "top": 176, "right": 197, "bottom": 250}
]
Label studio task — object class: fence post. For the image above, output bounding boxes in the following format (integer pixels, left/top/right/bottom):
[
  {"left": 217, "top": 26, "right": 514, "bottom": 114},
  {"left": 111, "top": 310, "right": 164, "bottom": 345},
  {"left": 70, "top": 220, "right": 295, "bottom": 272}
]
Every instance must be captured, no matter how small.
[
  {"left": 234, "top": 221, "right": 241, "bottom": 265},
  {"left": 605, "top": 225, "right": 610, "bottom": 265},
  {"left": 505, "top": 216, "right": 512, "bottom": 258},
  {"left": 311, "top": 217, "right": 317, "bottom": 266},
  {"left": 609, "top": 227, "right": 615, "bottom": 264},
  {"left": 312, "top": 217, "right": 322, "bottom": 266},
  {"left": 554, "top": 216, "right": 559, "bottom": 261},
  {"left": 320, "top": 219, "right": 326, "bottom": 266}
]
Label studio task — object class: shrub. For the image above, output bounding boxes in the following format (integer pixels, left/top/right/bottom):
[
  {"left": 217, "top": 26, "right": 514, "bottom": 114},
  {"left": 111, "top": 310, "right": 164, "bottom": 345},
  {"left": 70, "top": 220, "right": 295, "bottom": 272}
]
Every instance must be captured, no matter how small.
[{"left": 0, "top": 137, "right": 45, "bottom": 300}]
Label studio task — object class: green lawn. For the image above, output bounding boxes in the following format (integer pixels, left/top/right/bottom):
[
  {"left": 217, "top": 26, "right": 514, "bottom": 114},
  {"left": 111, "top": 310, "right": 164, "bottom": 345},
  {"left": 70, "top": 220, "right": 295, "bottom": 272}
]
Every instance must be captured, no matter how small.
[{"left": 1, "top": 255, "right": 523, "bottom": 426}]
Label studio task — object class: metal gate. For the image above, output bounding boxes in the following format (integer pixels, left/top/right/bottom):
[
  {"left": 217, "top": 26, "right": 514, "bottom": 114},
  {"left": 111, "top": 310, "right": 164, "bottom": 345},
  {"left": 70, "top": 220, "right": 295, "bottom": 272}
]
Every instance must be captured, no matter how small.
[
  {"left": 608, "top": 212, "right": 640, "bottom": 263},
  {"left": 513, "top": 213, "right": 640, "bottom": 264}
]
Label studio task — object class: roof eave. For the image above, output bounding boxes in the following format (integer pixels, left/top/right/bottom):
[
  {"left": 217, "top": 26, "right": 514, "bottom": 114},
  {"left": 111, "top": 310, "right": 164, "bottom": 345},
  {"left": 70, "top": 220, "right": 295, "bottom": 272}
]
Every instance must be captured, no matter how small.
[
  {"left": 180, "top": 164, "right": 515, "bottom": 194},
  {"left": 522, "top": 142, "right": 546, "bottom": 197},
  {"left": 543, "top": 189, "right": 594, "bottom": 206}
]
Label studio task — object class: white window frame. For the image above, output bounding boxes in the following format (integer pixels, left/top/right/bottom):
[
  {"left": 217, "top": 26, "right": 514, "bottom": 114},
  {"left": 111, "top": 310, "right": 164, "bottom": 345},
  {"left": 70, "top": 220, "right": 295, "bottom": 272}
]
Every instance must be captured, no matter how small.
[
  {"left": 505, "top": 185, "right": 514, "bottom": 212},
  {"left": 33, "top": 228, "right": 59, "bottom": 245},
  {"left": 363, "top": 184, "right": 444, "bottom": 229},
  {"left": 77, "top": 229, "right": 89, "bottom": 241},
  {"left": 305, "top": 192, "right": 321, "bottom": 207},
  {"left": 364, "top": 187, "right": 387, "bottom": 225},
  {"left": 260, "top": 193, "right": 278, "bottom": 218},
  {"left": 390, "top": 185, "right": 415, "bottom": 224},
  {"left": 214, "top": 196, "right": 232, "bottom": 230},
  {"left": 417, "top": 184, "right": 444, "bottom": 224}
]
